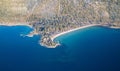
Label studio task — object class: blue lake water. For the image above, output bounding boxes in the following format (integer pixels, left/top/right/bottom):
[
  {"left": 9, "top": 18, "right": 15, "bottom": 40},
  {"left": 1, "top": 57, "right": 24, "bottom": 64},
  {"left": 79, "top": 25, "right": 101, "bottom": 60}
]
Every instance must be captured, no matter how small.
[{"left": 0, "top": 26, "right": 120, "bottom": 71}]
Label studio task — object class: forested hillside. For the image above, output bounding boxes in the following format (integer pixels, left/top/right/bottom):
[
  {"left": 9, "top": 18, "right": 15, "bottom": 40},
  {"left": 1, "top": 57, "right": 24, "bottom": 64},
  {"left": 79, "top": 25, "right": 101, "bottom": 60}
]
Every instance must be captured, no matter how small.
[{"left": 0, "top": 0, "right": 120, "bottom": 47}]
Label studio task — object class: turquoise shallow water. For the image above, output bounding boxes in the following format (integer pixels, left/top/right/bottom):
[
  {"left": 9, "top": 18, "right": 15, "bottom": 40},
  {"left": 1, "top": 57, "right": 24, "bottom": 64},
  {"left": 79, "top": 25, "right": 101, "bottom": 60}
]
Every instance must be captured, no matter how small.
[{"left": 0, "top": 26, "right": 120, "bottom": 71}]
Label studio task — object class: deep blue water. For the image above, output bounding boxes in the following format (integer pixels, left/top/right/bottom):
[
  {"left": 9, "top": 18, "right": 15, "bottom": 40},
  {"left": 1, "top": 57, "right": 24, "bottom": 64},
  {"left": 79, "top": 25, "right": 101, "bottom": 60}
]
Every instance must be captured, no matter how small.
[{"left": 0, "top": 26, "right": 120, "bottom": 71}]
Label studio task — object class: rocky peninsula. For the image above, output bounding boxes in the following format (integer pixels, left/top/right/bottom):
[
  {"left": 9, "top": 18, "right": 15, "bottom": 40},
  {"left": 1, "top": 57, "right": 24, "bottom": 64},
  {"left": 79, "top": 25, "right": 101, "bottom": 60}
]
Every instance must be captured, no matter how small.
[{"left": 0, "top": 0, "right": 120, "bottom": 48}]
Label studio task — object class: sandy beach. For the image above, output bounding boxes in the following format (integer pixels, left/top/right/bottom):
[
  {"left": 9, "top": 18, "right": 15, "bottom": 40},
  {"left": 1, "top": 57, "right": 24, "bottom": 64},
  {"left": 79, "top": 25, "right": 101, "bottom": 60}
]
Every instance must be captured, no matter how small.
[
  {"left": 0, "top": 22, "right": 32, "bottom": 28},
  {"left": 0, "top": 22, "right": 37, "bottom": 37},
  {"left": 51, "top": 24, "right": 99, "bottom": 41}
]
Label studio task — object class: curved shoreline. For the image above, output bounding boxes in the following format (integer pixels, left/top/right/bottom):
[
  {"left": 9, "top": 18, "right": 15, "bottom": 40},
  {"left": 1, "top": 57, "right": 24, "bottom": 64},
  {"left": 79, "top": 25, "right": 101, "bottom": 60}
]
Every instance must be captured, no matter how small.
[
  {"left": 50, "top": 24, "right": 99, "bottom": 41},
  {"left": 1, "top": 22, "right": 119, "bottom": 48},
  {"left": 0, "top": 22, "right": 38, "bottom": 38},
  {"left": 0, "top": 22, "right": 32, "bottom": 28}
]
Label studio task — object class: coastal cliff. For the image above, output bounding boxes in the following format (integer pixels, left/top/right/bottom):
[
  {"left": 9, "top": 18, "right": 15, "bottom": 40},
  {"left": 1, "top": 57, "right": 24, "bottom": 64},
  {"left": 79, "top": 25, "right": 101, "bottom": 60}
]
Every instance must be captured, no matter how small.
[{"left": 0, "top": 0, "right": 120, "bottom": 48}]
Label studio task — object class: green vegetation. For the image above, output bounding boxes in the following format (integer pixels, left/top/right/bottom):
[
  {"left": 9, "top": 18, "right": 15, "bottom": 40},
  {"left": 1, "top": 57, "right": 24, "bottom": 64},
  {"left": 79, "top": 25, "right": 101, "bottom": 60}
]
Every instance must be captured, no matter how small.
[{"left": 0, "top": 0, "right": 120, "bottom": 47}]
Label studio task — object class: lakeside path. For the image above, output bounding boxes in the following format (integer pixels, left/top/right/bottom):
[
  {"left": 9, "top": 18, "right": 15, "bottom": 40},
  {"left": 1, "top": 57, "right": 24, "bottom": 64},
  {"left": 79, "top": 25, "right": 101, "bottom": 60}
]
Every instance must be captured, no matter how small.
[{"left": 51, "top": 24, "right": 99, "bottom": 41}]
